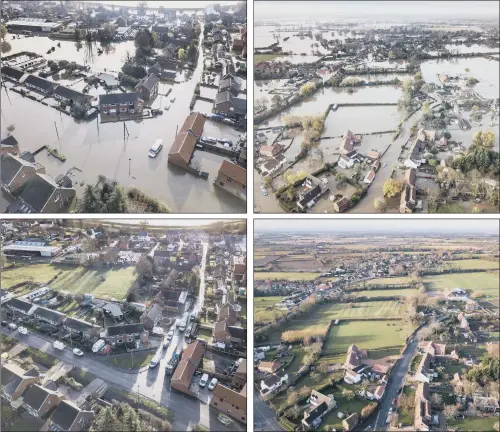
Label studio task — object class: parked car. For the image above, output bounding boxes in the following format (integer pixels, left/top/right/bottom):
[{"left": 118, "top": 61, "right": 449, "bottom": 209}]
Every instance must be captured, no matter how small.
[
  {"left": 199, "top": 373, "right": 209, "bottom": 388},
  {"left": 201, "top": 136, "right": 217, "bottom": 144},
  {"left": 18, "top": 327, "right": 29, "bottom": 335},
  {"left": 217, "top": 414, "right": 232, "bottom": 426},
  {"left": 162, "top": 337, "right": 170, "bottom": 349},
  {"left": 1, "top": 321, "right": 8, "bottom": 327},
  {"left": 151, "top": 109, "right": 163, "bottom": 116},
  {"left": 166, "top": 330, "right": 174, "bottom": 341},
  {"left": 8, "top": 323, "right": 17, "bottom": 331},
  {"left": 208, "top": 377, "right": 218, "bottom": 390},
  {"left": 164, "top": 105, "right": 170, "bottom": 111},
  {"left": 73, "top": 348, "right": 84, "bottom": 356},
  {"left": 148, "top": 139, "right": 163, "bottom": 158},
  {"left": 218, "top": 138, "right": 233, "bottom": 146}
]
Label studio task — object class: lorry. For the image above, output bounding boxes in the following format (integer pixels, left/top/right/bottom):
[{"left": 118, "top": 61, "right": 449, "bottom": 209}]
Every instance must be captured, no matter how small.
[
  {"left": 165, "top": 346, "right": 183, "bottom": 375},
  {"left": 53, "top": 341, "right": 66, "bottom": 351}
]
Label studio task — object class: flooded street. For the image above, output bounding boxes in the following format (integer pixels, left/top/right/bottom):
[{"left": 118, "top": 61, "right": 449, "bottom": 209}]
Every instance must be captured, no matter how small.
[{"left": 2, "top": 30, "right": 246, "bottom": 214}]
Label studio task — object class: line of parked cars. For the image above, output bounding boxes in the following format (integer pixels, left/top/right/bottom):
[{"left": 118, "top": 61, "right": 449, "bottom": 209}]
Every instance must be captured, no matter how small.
[{"left": 200, "top": 136, "right": 234, "bottom": 147}]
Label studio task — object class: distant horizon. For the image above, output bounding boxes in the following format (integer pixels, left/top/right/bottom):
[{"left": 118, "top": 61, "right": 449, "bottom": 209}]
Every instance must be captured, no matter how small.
[
  {"left": 255, "top": 219, "right": 500, "bottom": 235},
  {"left": 255, "top": 1, "right": 500, "bottom": 22}
]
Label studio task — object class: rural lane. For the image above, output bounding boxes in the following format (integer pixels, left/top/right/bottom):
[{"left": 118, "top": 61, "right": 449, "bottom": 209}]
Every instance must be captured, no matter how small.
[{"left": 254, "top": 392, "right": 284, "bottom": 431}]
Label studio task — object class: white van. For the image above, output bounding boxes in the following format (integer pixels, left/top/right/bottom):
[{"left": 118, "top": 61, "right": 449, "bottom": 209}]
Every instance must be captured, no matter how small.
[
  {"left": 8, "top": 323, "right": 17, "bottom": 331},
  {"left": 199, "top": 373, "right": 209, "bottom": 388}
]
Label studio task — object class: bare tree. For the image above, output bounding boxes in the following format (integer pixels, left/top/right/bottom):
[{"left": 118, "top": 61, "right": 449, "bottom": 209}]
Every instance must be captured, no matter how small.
[{"left": 443, "top": 404, "right": 458, "bottom": 420}]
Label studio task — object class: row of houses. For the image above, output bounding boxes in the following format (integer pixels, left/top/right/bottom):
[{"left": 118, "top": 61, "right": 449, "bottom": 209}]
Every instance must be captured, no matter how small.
[{"left": 1, "top": 363, "right": 95, "bottom": 431}]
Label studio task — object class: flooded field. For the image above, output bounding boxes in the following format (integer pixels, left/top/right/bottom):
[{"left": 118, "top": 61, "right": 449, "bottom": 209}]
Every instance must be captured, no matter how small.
[
  {"left": 261, "top": 85, "right": 401, "bottom": 127},
  {"left": 4, "top": 34, "right": 135, "bottom": 73},
  {"left": 255, "top": 26, "right": 330, "bottom": 55},
  {"left": 1, "top": 33, "right": 246, "bottom": 214},
  {"left": 445, "top": 43, "right": 500, "bottom": 54},
  {"left": 323, "top": 105, "right": 400, "bottom": 137},
  {"left": 420, "top": 57, "right": 500, "bottom": 99}
]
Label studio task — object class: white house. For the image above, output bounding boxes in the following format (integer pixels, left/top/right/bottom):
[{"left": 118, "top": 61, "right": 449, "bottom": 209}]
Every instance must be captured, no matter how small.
[
  {"left": 344, "top": 369, "right": 362, "bottom": 384},
  {"left": 260, "top": 372, "right": 288, "bottom": 396},
  {"left": 338, "top": 155, "right": 354, "bottom": 169}
]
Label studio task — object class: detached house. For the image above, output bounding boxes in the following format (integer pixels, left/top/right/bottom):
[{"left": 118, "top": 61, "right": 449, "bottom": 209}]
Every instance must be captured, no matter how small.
[
  {"left": 404, "top": 139, "right": 426, "bottom": 169},
  {"left": 140, "top": 303, "right": 163, "bottom": 330},
  {"left": 213, "top": 319, "right": 246, "bottom": 345},
  {"left": 49, "top": 400, "right": 95, "bottom": 432},
  {"left": 260, "top": 370, "right": 288, "bottom": 396},
  {"left": 214, "top": 160, "right": 247, "bottom": 201},
  {"left": 415, "top": 352, "right": 435, "bottom": 383},
  {"left": 302, "top": 390, "right": 336, "bottom": 429},
  {"left": 148, "top": 60, "right": 177, "bottom": 81},
  {"left": 258, "top": 360, "right": 281, "bottom": 374},
  {"left": 98, "top": 93, "right": 144, "bottom": 116},
  {"left": 214, "top": 91, "right": 246, "bottom": 119},
  {"left": 343, "top": 413, "right": 359, "bottom": 432},
  {"left": 1, "top": 364, "right": 40, "bottom": 408},
  {"left": 363, "top": 168, "right": 376, "bottom": 184},
  {"left": 23, "top": 384, "right": 65, "bottom": 417},
  {"left": 135, "top": 73, "right": 159, "bottom": 103},
  {"left": 333, "top": 196, "right": 350, "bottom": 213}
]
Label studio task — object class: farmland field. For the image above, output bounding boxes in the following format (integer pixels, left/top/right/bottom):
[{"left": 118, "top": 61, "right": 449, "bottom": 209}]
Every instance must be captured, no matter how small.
[
  {"left": 423, "top": 272, "right": 500, "bottom": 298},
  {"left": 445, "top": 259, "right": 499, "bottom": 270},
  {"left": 254, "top": 296, "right": 286, "bottom": 322},
  {"left": 353, "top": 288, "right": 418, "bottom": 297},
  {"left": 1, "top": 264, "right": 75, "bottom": 289},
  {"left": 322, "top": 320, "right": 412, "bottom": 356},
  {"left": 254, "top": 272, "right": 321, "bottom": 281},
  {"left": 266, "top": 300, "right": 406, "bottom": 343},
  {"left": 349, "top": 277, "right": 412, "bottom": 288}
]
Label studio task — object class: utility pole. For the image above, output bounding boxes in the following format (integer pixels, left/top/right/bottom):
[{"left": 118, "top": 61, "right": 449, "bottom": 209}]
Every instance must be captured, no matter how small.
[
  {"left": 54, "top": 121, "right": 60, "bottom": 140},
  {"left": 128, "top": 158, "right": 131, "bottom": 177}
]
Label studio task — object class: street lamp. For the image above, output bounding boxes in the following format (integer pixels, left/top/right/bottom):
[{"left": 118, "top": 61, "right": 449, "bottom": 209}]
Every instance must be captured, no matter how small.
[{"left": 128, "top": 158, "right": 131, "bottom": 177}]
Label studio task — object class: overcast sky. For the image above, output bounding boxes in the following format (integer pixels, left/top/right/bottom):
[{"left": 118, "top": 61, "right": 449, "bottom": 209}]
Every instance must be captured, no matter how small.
[
  {"left": 255, "top": 219, "right": 499, "bottom": 234},
  {"left": 255, "top": 1, "right": 500, "bottom": 22}
]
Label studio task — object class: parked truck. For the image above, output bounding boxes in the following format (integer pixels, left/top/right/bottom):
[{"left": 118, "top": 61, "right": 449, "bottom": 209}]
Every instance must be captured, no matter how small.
[{"left": 165, "top": 346, "right": 183, "bottom": 375}]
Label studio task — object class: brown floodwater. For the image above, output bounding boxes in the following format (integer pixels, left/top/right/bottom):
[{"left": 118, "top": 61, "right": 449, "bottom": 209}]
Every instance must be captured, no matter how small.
[{"left": 1, "top": 33, "right": 246, "bottom": 213}]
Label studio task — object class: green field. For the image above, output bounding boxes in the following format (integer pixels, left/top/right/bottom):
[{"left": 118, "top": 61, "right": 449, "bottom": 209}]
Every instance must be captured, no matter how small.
[
  {"left": 445, "top": 259, "right": 499, "bottom": 270},
  {"left": 354, "top": 288, "right": 417, "bottom": 298},
  {"left": 447, "top": 416, "right": 498, "bottom": 432},
  {"left": 104, "top": 351, "right": 155, "bottom": 370},
  {"left": 254, "top": 53, "right": 284, "bottom": 63},
  {"left": 255, "top": 296, "right": 286, "bottom": 322},
  {"left": 322, "top": 320, "right": 411, "bottom": 356},
  {"left": 2, "top": 264, "right": 136, "bottom": 300},
  {"left": 1, "top": 264, "right": 74, "bottom": 289},
  {"left": 349, "top": 277, "right": 411, "bottom": 288},
  {"left": 254, "top": 272, "right": 320, "bottom": 281},
  {"left": 266, "top": 300, "right": 406, "bottom": 343},
  {"left": 423, "top": 272, "right": 500, "bottom": 298}
]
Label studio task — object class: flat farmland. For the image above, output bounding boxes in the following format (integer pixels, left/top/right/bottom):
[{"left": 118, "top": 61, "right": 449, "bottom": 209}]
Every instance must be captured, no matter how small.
[
  {"left": 349, "top": 277, "right": 411, "bottom": 288},
  {"left": 423, "top": 272, "right": 499, "bottom": 298},
  {"left": 445, "top": 259, "right": 499, "bottom": 270},
  {"left": 255, "top": 296, "right": 286, "bottom": 322},
  {"left": 354, "top": 288, "right": 418, "bottom": 297},
  {"left": 322, "top": 320, "right": 412, "bottom": 356},
  {"left": 254, "top": 272, "right": 321, "bottom": 281},
  {"left": 266, "top": 300, "right": 406, "bottom": 343},
  {"left": 1, "top": 264, "right": 75, "bottom": 289}
]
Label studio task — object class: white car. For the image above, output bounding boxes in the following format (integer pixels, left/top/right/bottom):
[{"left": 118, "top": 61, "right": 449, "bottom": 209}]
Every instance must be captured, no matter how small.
[
  {"left": 73, "top": 348, "right": 84, "bottom": 356},
  {"left": 389, "top": 407, "right": 393, "bottom": 415},
  {"left": 199, "top": 373, "right": 209, "bottom": 387},
  {"left": 18, "top": 327, "right": 29, "bottom": 335},
  {"left": 148, "top": 139, "right": 163, "bottom": 158},
  {"left": 208, "top": 377, "right": 218, "bottom": 390},
  {"left": 166, "top": 330, "right": 174, "bottom": 341}
]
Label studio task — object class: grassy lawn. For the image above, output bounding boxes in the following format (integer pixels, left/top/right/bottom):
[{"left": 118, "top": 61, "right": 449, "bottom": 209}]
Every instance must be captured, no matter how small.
[
  {"left": 367, "top": 347, "right": 402, "bottom": 359},
  {"left": 354, "top": 288, "right": 418, "bottom": 297},
  {"left": 254, "top": 53, "right": 284, "bottom": 63},
  {"left": 196, "top": 328, "right": 212, "bottom": 342},
  {"left": 445, "top": 259, "right": 499, "bottom": 270},
  {"left": 255, "top": 296, "right": 286, "bottom": 322},
  {"left": 51, "top": 267, "right": 136, "bottom": 300},
  {"left": 410, "top": 354, "right": 423, "bottom": 372},
  {"left": 320, "top": 389, "right": 371, "bottom": 431},
  {"left": 447, "top": 416, "right": 498, "bottom": 431},
  {"left": 322, "top": 320, "right": 411, "bottom": 356},
  {"left": 399, "top": 386, "right": 416, "bottom": 426},
  {"left": 423, "top": 272, "right": 500, "bottom": 298},
  {"left": 437, "top": 202, "right": 467, "bottom": 213},
  {"left": 254, "top": 272, "right": 320, "bottom": 281},
  {"left": 1, "top": 264, "right": 74, "bottom": 289},
  {"left": 103, "top": 351, "right": 155, "bottom": 370}
]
